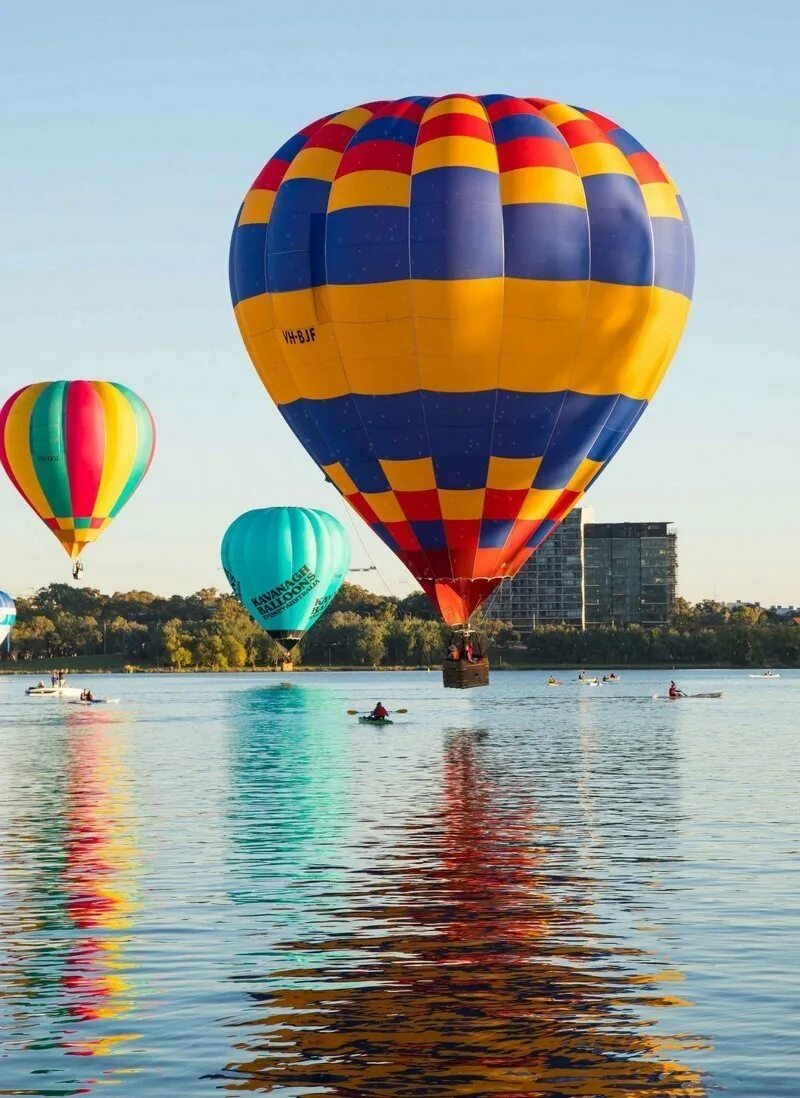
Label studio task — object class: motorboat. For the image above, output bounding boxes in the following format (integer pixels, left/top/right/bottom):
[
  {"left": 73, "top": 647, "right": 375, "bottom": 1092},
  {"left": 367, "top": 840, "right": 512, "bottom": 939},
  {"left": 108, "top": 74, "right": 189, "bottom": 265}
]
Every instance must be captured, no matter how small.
[{"left": 25, "top": 682, "right": 82, "bottom": 698}]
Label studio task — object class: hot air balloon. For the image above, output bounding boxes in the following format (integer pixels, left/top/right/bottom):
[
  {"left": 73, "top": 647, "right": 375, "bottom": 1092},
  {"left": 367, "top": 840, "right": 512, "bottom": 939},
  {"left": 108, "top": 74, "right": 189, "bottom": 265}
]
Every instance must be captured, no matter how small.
[
  {"left": 0, "top": 591, "right": 15, "bottom": 652},
  {"left": 0, "top": 381, "right": 155, "bottom": 575},
  {"left": 229, "top": 95, "right": 694, "bottom": 685},
  {"left": 221, "top": 507, "right": 350, "bottom": 653}
]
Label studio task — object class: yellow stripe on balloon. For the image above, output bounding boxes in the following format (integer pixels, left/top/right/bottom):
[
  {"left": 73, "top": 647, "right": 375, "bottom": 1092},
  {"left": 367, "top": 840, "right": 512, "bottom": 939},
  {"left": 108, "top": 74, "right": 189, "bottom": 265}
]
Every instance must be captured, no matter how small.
[
  {"left": 322, "top": 462, "right": 358, "bottom": 495},
  {"left": 566, "top": 458, "right": 603, "bottom": 493},
  {"left": 571, "top": 143, "right": 636, "bottom": 178},
  {"left": 234, "top": 296, "right": 301, "bottom": 405},
  {"left": 361, "top": 491, "right": 406, "bottom": 523},
  {"left": 571, "top": 284, "right": 690, "bottom": 400},
  {"left": 425, "top": 97, "right": 487, "bottom": 121},
  {"left": 331, "top": 106, "right": 374, "bottom": 130},
  {"left": 640, "top": 182, "right": 683, "bottom": 219},
  {"left": 412, "top": 136, "right": 498, "bottom": 174},
  {"left": 4, "top": 383, "right": 54, "bottom": 519},
  {"left": 91, "top": 382, "right": 137, "bottom": 518},
  {"left": 500, "top": 166, "right": 587, "bottom": 207},
  {"left": 238, "top": 189, "right": 275, "bottom": 225},
  {"left": 283, "top": 146, "right": 342, "bottom": 183},
  {"left": 328, "top": 170, "right": 410, "bottom": 211},
  {"left": 519, "top": 489, "right": 561, "bottom": 521},
  {"left": 380, "top": 457, "right": 436, "bottom": 492},
  {"left": 327, "top": 281, "right": 411, "bottom": 323},
  {"left": 539, "top": 103, "right": 586, "bottom": 126},
  {"left": 438, "top": 489, "right": 486, "bottom": 520},
  {"left": 487, "top": 456, "right": 543, "bottom": 491}
]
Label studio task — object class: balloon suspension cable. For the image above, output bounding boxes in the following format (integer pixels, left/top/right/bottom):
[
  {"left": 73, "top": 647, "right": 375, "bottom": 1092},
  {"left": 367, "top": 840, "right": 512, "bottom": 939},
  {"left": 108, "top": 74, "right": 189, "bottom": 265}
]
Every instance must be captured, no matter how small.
[{"left": 338, "top": 497, "right": 395, "bottom": 598}]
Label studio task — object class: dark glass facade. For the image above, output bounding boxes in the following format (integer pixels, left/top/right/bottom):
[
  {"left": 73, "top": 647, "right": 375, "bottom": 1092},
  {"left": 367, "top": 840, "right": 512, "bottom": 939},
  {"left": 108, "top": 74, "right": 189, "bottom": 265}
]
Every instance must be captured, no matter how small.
[
  {"left": 485, "top": 510, "right": 585, "bottom": 632},
  {"left": 584, "top": 522, "right": 677, "bottom": 627},
  {"left": 484, "top": 514, "right": 677, "bottom": 633}
]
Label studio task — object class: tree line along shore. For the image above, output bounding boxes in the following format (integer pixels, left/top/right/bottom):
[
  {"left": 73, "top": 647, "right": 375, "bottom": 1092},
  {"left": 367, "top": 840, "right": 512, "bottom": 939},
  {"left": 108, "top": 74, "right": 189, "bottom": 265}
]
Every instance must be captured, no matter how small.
[{"left": 2, "top": 584, "right": 798, "bottom": 673}]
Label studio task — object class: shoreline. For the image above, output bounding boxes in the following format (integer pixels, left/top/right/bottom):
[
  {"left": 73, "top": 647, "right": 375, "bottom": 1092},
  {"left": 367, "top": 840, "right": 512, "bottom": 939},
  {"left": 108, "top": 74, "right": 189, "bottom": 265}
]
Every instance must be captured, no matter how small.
[{"left": 2, "top": 662, "right": 793, "bottom": 676}]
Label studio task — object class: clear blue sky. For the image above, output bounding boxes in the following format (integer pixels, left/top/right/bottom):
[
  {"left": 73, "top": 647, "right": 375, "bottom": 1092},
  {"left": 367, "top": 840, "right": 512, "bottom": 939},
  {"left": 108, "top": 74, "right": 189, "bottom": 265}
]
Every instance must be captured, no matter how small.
[{"left": 2, "top": 1, "right": 798, "bottom": 605}]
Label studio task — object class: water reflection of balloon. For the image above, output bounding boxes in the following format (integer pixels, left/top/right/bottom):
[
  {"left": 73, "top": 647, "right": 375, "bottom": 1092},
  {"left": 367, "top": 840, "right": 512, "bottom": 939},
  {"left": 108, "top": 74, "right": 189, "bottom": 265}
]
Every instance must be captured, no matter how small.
[
  {"left": 0, "top": 380, "right": 155, "bottom": 566},
  {"left": 218, "top": 728, "right": 707, "bottom": 1094},
  {"left": 0, "top": 716, "right": 142, "bottom": 1071},
  {"left": 230, "top": 95, "right": 694, "bottom": 628},
  {"left": 0, "top": 589, "right": 15, "bottom": 650},
  {"left": 221, "top": 506, "right": 350, "bottom": 651}
]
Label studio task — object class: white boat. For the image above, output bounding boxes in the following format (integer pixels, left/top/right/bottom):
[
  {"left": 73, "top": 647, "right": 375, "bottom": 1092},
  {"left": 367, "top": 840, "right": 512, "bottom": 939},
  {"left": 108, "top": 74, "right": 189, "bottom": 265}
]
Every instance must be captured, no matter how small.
[
  {"left": 577, "top": 678, "right": 600, "bottom": 686},
  {"left": 25, "top": 683, "right": 82, "bottom": 698},
  {"left": 749, "top": 673, "right": 780, "bottom": 679}
]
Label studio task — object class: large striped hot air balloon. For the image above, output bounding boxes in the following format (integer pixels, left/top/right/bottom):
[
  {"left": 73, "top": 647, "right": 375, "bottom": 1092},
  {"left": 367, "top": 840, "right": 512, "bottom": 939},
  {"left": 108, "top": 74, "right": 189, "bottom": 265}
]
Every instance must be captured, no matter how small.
[
  {"left": 229, "top": 94, "right": 694, "bottom": 629},
  {"left": 0, "top": 381, "right": 155, "bottom": 564}
]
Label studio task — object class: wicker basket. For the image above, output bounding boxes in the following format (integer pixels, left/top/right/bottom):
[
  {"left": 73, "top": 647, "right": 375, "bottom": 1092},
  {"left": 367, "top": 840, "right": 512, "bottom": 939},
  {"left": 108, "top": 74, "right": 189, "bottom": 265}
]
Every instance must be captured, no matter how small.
[{"left": 442, "top": 657, "right": 490, "bottom": 689}]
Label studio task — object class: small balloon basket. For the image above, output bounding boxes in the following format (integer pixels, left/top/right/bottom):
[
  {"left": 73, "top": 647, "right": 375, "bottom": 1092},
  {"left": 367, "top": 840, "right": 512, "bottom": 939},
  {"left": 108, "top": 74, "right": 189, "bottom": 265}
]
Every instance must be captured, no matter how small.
[
  {"left": 441, "top": 629, "right": 490, "bottom": 689},
  {"left": 279, "top": 659, "right": 294, "bottom": 672},
  {"left": 442, "top": 656, "right": 490, "bottom": 689}
]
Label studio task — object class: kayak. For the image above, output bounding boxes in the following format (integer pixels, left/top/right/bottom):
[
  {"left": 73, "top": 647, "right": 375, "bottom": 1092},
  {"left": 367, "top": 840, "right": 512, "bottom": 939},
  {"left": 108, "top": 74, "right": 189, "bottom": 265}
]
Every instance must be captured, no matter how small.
[
  {"left": 653, "top": 692, "right": 723, "bottom": 700},
  {"left": 577, "top": 679, "right": 600, "bottom": 686},
  {"left": 546, "top": 681, "right": 562, "bottom": 687},
  {"left": 26, "top": 685, "right": 82, "bottom": 698},
  {"left": 358, "top": 715, "right": 394, "bottom": 725},
  {"left": 749, "top": 674, "right": 780, "bottom": 679},
  {"left": 68, "top": 698, "right": 120, "bottom": 705}
]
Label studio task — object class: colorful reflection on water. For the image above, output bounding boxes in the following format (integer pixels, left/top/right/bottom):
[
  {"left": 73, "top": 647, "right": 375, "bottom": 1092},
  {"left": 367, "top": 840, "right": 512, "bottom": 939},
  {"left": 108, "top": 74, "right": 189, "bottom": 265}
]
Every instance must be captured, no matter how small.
[
  {"left": 1, "top": 705, "right": 141, "bottom": 1084},
  {"left": 1, "top": 670, "right": 798, "bottom": 1095}
]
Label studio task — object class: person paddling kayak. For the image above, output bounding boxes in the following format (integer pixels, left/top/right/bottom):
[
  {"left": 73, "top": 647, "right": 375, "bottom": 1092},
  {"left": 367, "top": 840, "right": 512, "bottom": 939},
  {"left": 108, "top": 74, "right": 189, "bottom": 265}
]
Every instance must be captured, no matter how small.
[
  {"left": 370, "top": 702, "right": 388, "bottom": 720},
  {"left": 668, "top": 681, "right": 686, "bottom": 699}
]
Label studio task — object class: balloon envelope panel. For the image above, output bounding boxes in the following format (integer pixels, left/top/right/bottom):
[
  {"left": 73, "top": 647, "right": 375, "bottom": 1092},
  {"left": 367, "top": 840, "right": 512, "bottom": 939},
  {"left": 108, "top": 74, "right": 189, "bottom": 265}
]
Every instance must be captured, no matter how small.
[
  {"left": 221, "top": 507, "right": 350, "bottom": 642},
  {"left": 0, "top": 381, "right": 156, "bottom": 560},
  {"left": 0, "top": 591, "right": 15, "bottom": 648},
  {"left": 230, "top": 95, "right": 694, "bottom": 625}
]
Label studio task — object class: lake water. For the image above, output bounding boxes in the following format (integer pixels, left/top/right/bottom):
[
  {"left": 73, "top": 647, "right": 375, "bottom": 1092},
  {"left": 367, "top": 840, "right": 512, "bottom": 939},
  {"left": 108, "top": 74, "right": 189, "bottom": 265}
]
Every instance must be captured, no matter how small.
[{"left": 0, "top": 668, "right": 797, "bottom": 1096}]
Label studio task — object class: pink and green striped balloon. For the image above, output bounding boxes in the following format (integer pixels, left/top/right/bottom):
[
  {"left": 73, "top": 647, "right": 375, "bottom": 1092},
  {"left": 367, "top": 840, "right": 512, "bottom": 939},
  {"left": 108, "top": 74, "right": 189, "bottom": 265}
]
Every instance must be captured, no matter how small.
[{"left": 0, "top": 380, "right": 155, "bottom": 560}]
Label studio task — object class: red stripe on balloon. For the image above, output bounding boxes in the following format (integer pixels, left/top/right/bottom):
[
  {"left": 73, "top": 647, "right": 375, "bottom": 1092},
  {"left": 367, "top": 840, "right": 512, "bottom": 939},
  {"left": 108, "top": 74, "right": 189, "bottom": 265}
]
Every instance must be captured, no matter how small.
[
  {"left": 496, "top": 137, "right": 576, "bottom": 173},
  {"left": 250, "top": 159, "right": 291, "bottom": 191},
  {"left": 417, "top": 113, "right": 493, "bottom": 145},
  {"left": 65, "top": 381, "right": 105, "bottom": 519},
  {"left": 336, "top": 140, "right": 414, "bottom": 177},
  {"left": 303, "top": 122, "right": 359, "bottom": 153},
  {"left": 0, "top": 388, "right": 26, "bottom": 499},
  {"left": 627, "top": 151, "right": 668, "bottom": 184},
  {"left": 558, "top": 119, "right": 613, "bottom": 148}
]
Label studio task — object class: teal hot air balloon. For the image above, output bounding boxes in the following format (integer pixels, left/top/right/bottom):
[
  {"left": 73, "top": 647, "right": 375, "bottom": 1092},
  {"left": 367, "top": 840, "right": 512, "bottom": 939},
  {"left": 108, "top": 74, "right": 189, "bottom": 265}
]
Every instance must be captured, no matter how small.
[
  {"left": 0, "top": 591, "right": 15, "bottom": 652},
  {"left": 221, "top": 507, "right": 350, "bottom": 650}
]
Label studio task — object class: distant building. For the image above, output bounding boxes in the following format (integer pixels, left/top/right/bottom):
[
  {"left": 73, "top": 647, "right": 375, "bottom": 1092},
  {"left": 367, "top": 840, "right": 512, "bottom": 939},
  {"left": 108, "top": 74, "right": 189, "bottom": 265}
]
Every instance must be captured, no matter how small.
[
  {"left": 584, "top": 522, "right": 677, "bottom": 628},
  {"left": 484, "top": 509, "right": 588, "bottom": 633},
  {"left": 484, "top": 512, "right": 677, "bottom": 634}
]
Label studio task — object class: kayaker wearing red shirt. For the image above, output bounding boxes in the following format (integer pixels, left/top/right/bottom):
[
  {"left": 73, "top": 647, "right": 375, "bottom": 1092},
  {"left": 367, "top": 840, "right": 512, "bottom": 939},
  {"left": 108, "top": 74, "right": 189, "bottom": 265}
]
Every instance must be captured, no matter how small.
[
  {"left": 371, "top": 702, "right": 389, "bottom": 719},
  {"left": 669, "top": 681, "right": 685, "bottom": 698}
]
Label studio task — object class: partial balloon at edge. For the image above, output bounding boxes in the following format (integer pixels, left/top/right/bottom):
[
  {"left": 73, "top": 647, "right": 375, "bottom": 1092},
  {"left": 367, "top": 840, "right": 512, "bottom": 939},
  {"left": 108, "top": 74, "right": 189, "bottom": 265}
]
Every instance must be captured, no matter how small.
[{"left": 0, "top": 591, "right": 15, "bottom": 652}]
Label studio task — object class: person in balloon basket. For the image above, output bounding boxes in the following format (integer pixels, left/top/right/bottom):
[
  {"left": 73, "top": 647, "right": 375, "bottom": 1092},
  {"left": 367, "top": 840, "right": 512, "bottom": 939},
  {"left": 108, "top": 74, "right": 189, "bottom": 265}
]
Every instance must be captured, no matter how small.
[{"left": 370, "top": 702, "right": 389, "bottom": 720}]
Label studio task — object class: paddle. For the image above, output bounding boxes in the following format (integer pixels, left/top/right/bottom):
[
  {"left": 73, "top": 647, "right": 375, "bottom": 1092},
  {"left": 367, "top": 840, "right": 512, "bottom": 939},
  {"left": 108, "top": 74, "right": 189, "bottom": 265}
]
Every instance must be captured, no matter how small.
[{"left": 347, "top": 708, "right": 408, "bottom": 715}]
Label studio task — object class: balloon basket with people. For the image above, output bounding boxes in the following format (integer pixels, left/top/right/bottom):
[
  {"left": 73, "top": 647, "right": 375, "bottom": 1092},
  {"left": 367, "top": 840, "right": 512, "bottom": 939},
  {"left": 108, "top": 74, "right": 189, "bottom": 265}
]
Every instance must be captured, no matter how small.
[{"left": 442, "top": 628, "right": 490, "bottom": 689}]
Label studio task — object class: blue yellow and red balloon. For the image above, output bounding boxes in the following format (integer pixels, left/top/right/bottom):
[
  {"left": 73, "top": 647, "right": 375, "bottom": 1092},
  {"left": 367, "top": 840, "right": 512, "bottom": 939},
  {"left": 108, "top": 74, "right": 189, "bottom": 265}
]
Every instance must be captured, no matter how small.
[
  {"left": 229, "top": 95, "right": 694, "bottom": 625},
  {"left": 0, "top": 381, "right": 155, "bottom": 561},
  {"left": 221, "top": 506, "right": 350, "bottom": 648}
]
